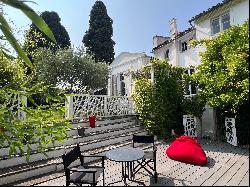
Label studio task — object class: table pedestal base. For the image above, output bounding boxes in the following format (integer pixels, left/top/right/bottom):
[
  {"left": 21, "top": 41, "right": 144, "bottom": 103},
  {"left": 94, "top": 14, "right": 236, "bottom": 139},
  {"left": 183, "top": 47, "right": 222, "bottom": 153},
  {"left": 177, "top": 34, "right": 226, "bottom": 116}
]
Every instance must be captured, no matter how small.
[{"left": 107, "top": 161, "right": 145, "bottom": 186}]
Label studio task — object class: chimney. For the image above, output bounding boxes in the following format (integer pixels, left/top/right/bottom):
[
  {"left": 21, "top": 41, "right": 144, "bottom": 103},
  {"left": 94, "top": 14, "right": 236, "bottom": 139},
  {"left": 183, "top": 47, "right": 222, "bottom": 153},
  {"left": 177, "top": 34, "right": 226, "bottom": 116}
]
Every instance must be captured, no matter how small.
[
  {"left": 153, "top": 36, "right": 170, "bottom": 48},
  {"left": 170, "top": 18, "right": 178, "bottom": 39}
]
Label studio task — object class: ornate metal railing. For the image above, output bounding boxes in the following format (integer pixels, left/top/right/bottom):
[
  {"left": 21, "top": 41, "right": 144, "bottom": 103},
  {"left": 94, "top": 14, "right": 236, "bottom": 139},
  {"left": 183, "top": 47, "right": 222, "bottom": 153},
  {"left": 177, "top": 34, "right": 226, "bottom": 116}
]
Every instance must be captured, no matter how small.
[{"left": 66, "top": 95, "right": 135, "bottom": 119}]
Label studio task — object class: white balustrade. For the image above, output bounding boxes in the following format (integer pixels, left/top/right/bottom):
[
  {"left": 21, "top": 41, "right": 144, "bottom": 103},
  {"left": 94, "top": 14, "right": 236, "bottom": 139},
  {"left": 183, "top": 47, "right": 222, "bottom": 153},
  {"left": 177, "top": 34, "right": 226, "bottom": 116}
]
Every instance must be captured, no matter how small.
[{"left": 66, "top": 95, "right": 134, "bottom": 119}]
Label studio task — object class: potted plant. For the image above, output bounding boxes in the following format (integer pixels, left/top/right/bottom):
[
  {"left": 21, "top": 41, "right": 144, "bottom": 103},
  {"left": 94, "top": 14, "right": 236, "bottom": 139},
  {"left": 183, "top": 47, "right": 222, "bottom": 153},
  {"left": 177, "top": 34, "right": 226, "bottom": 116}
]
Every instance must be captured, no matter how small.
[{"left": 77, "top": 126, "right": 85, "bottom": 137}]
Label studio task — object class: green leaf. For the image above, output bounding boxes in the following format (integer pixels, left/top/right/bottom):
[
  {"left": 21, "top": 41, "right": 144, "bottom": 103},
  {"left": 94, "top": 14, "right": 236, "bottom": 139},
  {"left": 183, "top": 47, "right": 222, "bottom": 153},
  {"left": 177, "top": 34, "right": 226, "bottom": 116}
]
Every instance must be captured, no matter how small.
[
  {"left": 1, "top": 0, "right": 56, "bottom": 43},
  {"left": 0, "top": 14, "right": 33, "bottom": 68}
]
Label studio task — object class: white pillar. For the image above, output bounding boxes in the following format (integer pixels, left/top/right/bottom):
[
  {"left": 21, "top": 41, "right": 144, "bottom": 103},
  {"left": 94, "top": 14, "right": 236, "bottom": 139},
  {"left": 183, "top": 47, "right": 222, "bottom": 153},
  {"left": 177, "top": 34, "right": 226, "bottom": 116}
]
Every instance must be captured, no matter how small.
[
  {"left": 107, "top": 75, "right": 111, "bottom": 96},
  {"left": 66, "top": 96, "right": 74, "bottom": 119}
]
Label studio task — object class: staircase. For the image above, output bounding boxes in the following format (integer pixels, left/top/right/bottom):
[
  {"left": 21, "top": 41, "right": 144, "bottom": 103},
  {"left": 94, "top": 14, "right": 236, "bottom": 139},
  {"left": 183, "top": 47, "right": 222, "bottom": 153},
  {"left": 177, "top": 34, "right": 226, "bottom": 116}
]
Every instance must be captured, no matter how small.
[{"left": 0, "top": 115, "right": 148, "bottom": 185}]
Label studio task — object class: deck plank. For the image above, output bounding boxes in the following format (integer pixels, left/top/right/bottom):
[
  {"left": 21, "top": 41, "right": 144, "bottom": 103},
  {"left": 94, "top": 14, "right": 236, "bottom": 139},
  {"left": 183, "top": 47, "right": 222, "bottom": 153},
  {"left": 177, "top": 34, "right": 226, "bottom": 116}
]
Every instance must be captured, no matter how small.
[
  {"left": 179, "top": 142, "right": 222, "bottom": 182},
  {"left": 238, "top": 170, "right": 249, "bottom": 186},
  {"left": 190, "top": 143, "right": 239, "bottom": 186},
  {"left": 202, "top": 148, "right": 247, "bottom": 186},
  {"left": 226, "top": 155, "right": 249, "bottom": 186},
  {"left": 213, "top": 150, "right": 249, "bottom": 186},
  {"left": 188, "top": 144, "right": 232, "bottom": 184}
]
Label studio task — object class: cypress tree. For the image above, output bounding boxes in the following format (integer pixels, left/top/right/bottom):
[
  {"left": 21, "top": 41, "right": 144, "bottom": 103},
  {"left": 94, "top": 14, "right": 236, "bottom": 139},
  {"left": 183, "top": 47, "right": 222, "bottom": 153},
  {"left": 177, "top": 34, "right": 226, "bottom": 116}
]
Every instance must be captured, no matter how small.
[{"left": 83, "top": 1, "right": 115, "bottom": 64}]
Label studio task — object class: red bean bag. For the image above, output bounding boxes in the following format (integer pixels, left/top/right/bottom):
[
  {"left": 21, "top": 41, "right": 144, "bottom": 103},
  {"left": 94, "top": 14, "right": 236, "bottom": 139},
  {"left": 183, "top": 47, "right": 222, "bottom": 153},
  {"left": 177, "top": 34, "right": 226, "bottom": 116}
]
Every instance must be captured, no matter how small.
[{"left": 166, "top": 135, "right": 207, "bottom": 166}]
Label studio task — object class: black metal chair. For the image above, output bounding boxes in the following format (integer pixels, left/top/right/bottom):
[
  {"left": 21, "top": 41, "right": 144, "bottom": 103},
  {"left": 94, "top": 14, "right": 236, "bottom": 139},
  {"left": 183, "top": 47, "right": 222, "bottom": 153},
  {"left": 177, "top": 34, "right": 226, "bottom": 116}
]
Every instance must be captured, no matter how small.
[
  {"left": 62, "top": 144, "right": 105, "bottom": 186},
  {"left": 132, "top": 134, "right": 158, "bottom": 183}
]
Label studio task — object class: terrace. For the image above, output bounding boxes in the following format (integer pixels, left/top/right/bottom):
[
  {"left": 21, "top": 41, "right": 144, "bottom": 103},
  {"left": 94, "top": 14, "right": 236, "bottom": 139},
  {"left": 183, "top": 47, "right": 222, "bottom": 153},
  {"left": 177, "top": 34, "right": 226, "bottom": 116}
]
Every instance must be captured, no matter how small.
[
  {"left": 8, "top": 140, "right": 249, "bottom": 186},
  {"left": 0, "top": 95, "right": 249, "bottom": 186}
]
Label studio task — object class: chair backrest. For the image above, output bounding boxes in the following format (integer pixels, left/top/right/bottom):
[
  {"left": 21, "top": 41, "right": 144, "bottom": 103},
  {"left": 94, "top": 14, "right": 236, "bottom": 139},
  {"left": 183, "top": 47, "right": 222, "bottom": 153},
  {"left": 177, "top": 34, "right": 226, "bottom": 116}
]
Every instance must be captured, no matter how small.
[
  {"left": 133, "top": 134, "right": 154, "bottom": 148},
  {"left": 62, "top": 144, "right": 81, "bottom": 168}
]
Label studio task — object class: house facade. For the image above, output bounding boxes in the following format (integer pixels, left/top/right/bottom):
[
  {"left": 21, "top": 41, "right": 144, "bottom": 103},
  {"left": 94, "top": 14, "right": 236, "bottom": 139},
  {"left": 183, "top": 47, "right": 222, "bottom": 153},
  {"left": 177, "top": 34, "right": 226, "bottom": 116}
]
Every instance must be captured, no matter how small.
[
  {"left": 152, "top": 0, "right": 249, "bottom": 140},
  {"left": 108, "top": 52, "right": 151, "bottom": 97}
]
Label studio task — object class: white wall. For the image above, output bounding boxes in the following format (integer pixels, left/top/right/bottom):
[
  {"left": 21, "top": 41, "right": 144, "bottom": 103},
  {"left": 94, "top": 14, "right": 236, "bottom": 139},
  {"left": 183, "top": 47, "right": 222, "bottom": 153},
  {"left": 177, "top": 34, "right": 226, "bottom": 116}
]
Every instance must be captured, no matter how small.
[
  {"left": 109, "top": 54, "right": 151, "bottom": 96},
  {"left": 230, "top": 0, "right": 249, "bottom": 25},
  {"left": 153, "top": 42, "right": 179, "bottom": 66},
  {"left": 195, "top": 0, "right": 249, "bottom": 40},
  {"left": 178, "top": 47, "right": 200, "bottom": 68},
  {"left": 153, "top": 30, "right": 197, "bottom": 68}
]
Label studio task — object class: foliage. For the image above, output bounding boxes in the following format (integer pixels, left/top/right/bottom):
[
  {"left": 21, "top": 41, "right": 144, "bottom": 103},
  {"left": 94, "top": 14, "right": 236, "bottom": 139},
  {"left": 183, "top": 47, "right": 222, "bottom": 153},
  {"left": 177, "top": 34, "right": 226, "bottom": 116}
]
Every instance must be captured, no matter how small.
[
  {"left": 32, "top": 47, "right": 109, "bottom": 93},
  {"left": 132, "top": 59, "right": 185, "bottom": 139},
  {"left": 82, "top": 0, "right": 115, "bottom": 64},
  {"left": 0, "top": 53, "right": 26, "bottom": 88},
  {"left": 24, "top": 11, "right": 71, "bottom": 61},
  {"left": 0, "top": 0, "right": 56, "bottom": 68},
  {"left": 0, "top": 82, "right": 71, "bottom": 161},
  {"left": 182, "top": 95, "right": 206, "bottom": 118},
  {"left": 191, "top": 21, "right": 249, "bottom": 114},
  {"left": 0, "top": 0, "right": 70, "bottom": 161}
]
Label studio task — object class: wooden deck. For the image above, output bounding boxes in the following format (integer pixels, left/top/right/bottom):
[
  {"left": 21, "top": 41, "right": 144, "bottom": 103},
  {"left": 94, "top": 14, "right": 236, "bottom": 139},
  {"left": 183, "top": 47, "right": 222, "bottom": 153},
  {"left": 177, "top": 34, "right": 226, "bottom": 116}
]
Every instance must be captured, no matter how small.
[{"left": 14, "top": 140, "right": 249, "bottom": 186}]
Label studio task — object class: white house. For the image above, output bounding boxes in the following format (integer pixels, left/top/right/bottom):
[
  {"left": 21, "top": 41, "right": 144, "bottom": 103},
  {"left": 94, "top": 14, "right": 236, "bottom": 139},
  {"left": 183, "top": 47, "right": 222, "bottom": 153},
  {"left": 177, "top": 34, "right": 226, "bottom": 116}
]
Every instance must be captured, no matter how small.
[
  {"left": 152, "top": 0, "right": 249, "bottom": 140},
  {"left": 108, "top": 52, "right": 151, "bottom": 96}
]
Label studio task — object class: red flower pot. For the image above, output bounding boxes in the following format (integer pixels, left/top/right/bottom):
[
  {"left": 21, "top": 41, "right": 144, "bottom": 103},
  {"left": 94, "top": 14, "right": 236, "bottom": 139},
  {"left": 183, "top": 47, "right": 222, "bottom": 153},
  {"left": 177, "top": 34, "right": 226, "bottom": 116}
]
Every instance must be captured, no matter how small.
[{"left": 89, "top": 115, "right": 96, "bottom": 128}]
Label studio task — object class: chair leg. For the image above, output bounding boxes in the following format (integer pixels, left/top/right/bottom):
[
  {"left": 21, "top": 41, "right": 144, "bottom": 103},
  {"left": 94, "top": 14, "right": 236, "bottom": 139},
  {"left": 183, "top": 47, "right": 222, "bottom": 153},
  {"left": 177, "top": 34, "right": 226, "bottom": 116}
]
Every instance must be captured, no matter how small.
[
  {"left": 154, "top": 172, "right": 158, "bottom": 183},
  {"left": 103, "top": 172, "right": 105, "bottom": 186},
  {"left": 66, "top": 181, "right": 70, "bottom": 186}
]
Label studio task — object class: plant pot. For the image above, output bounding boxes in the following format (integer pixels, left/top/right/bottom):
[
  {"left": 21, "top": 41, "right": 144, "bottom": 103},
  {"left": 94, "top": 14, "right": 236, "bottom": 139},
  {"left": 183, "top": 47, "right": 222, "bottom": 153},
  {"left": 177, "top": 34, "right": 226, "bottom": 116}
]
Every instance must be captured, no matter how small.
[{"left": 78, "top": 127, "right": 85, "bottom": 137}]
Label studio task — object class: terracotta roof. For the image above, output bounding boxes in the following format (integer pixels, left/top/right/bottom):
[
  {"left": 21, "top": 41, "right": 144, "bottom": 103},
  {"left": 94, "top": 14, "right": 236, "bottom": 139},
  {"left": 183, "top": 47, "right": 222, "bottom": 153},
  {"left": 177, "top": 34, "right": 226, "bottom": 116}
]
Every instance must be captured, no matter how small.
[
  {"left": 189, "top": 0, "right": 233, "bottom": 22},
  {"left": 152, "top": 27, "right": 195, "bottom": 52}
]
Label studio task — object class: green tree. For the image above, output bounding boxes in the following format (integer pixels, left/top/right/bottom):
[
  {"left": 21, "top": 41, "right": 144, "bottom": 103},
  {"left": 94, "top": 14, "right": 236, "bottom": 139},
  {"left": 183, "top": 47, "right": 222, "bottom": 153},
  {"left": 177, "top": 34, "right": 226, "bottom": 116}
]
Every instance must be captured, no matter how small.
[
  {"left": 191, "top": 21, "right": 249, "bottom": 114},
  {"left": 24, "top": 11, "right": 71, "bottom": 60},
  {"left": 33, "top": 47, "right": 109, "bottom": 93},
  {"left": 191, "top": 21, "right": 249, "bottom": 144},
  {"left": 0, "top": 0, "right": 56, "bottom": 68},
  {"left": 82, "top": 0, "right": 115, "bottom": 64}
]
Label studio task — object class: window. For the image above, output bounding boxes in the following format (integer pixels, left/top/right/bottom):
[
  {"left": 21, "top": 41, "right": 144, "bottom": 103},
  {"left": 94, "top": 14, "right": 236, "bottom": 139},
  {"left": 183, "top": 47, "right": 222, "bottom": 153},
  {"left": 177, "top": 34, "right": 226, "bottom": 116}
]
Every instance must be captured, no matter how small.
[
  {"left": 181, "top": 41, "right": 188, "bottom": 52},
  {"left": 120, "top": 73, "right": 126, "bottom": 96},
  {"left": 211, "top": 12, "right": 230, "bottom": 35},
  {"left": 222, "top": 13, "right": 230, "bottom": 30},
  {"left": 165, "top": 49, "right": 170, "bottom": 59},
  {"left": 184, "top": 68, "right": 197, "bottom": 96}
]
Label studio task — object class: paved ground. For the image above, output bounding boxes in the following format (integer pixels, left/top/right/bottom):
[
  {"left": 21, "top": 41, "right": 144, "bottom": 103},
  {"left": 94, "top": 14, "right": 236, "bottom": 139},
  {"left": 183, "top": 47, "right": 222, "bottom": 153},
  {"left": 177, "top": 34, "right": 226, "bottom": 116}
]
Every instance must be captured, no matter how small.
[{"left": 14, "top": 140, "right": 249, "bottom": 186}]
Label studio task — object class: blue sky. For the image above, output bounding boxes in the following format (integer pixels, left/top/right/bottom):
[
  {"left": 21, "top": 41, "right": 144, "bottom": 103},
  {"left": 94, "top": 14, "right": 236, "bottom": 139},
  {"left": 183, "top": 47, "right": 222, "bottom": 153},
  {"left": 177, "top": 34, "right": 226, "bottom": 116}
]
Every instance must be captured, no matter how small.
[{"left": 4, "top": 0, "right": 223, "bottom": 57}]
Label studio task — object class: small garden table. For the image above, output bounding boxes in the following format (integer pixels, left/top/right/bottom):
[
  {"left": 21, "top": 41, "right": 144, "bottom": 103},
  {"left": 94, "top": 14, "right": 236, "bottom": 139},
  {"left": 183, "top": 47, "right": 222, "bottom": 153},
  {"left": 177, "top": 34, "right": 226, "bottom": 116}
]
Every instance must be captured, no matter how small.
[{"left": 106, "top": 147, "right": 145, "bottom": 186}]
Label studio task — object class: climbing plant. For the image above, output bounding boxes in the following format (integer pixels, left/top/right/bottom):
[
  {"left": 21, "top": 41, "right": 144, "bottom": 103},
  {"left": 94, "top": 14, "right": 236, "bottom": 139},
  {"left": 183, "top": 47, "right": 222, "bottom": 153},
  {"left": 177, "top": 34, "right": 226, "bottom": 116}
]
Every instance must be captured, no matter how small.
[{"left": 132, "top": 59, "right": 186, "bottom": 139}]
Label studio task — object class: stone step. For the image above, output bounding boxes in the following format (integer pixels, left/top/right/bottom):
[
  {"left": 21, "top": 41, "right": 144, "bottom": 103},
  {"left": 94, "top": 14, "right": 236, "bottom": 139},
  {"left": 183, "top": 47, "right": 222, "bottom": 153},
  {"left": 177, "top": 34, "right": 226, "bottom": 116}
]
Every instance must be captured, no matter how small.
[
  {"left": 0, "top": 125, "right": 144, "bottom": 169},
  {"left": 0, "top": 120, "right": 137, "bottom": 157},
  {"left": 0, "top": 115, "right": 138, "bottom": 148},
  {"left": 1, "top": 130, "right": 148, "bottom": 185}
]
